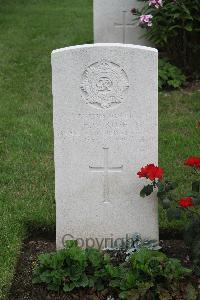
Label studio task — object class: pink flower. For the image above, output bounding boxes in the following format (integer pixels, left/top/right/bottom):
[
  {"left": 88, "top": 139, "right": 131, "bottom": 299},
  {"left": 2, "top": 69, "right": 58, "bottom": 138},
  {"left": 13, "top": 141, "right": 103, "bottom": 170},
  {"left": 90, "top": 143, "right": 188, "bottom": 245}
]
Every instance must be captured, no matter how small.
[
  {"left": 139, "top": 14, "right": 153, "bottom": 27},
  {"left": 149, "top": 0, "right": 163, "bottom": 8}
]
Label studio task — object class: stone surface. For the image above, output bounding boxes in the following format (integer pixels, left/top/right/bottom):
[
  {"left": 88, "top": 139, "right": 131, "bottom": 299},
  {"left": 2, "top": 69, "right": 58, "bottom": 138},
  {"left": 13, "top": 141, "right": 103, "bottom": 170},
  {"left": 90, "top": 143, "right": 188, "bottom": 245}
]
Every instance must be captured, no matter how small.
[
  {"left": 52, "top": 44, "right": 158, "bottom": 249},
  {"left": 94, "top": 0, "right": 150, "bottom": 45}
]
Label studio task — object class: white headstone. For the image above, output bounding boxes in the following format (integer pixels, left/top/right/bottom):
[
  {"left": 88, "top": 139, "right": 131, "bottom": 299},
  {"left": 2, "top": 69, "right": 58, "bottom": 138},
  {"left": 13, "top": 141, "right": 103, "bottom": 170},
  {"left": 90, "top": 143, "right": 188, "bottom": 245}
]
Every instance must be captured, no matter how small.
[
  {"left": 94, "top": 0, "right": 150, "bottom": 45},
  {"left": 52, "top": 44, "right": 158, "bottom": 249}
]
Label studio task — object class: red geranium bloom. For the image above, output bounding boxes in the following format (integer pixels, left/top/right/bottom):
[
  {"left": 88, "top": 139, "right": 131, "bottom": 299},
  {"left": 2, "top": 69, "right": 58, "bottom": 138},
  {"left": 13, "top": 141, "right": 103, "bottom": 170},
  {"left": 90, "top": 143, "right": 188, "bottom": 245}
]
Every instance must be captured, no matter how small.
[
  {"left": 179, "top": 197, "right": 193, "bottom": 208},
  {"left": 184, "top": 157, "right": 200, "bottom": 169},
  {"left": 137, "top": 164, "right": 164, "bottom": 181}
]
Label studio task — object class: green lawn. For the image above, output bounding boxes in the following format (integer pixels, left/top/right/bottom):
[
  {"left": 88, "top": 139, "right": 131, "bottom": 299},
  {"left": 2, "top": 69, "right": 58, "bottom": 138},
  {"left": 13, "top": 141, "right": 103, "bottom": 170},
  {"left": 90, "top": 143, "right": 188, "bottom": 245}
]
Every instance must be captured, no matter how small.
[
  {"left": 0, "top": 0, "right": 199, "bottom": 299},
  {"left": 159, "top": 90, "right": 200, "bottom": 229}
]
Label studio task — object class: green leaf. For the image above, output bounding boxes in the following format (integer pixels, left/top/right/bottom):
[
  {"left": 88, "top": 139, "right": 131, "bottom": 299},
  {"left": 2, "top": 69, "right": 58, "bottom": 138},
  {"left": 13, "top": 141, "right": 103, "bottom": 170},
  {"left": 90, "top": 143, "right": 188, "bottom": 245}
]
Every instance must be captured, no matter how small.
[
  {"left": 162, "top": 198, "right": 171, "bottom": 209},
  {"left": 119, "top": 291, "right": 129, "bottom": 299},
  {"left": 86, "top": 248, "right": 102, "bottom": 267},
  {"left": 185, "top": 283, "right": 198, "bottom": 300},
  {"left": 192, "top": 197, "right": 200, "bottom": 206},
  {"left": 184, "top": 24, "right": 193, "bottom": 32},
  {"left": 158, "top": 59, "right": 186, "bottom": 90},
  {"left": 140, "top": 185, "right": 154, "bottom": 198},
  {"left": 63, "top": 282, "right": 75, "bottom": 292},
  {"left": 165, "top": 181, "right": 178, "bottom": 192},
  {"left": 167, "top": 208, "right": 182, "bottom": 221},
  {"left": 192, "top": 181, "right": 200, "bottom": 193},
  {"left": 157, "top": 287, "right": 172, "bottom": 300}
]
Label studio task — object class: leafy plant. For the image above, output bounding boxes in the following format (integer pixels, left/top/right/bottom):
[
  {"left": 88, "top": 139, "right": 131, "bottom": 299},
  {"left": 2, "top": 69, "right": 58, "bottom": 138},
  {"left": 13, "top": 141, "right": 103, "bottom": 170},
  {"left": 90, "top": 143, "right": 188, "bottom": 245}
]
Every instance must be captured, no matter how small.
[
  {"left": 108, "top": 248, "right": 191, "bottom": 299},
  {"left": 33, "top": 240, "right": 111, "bottom": 292},
  {"left": 33, "top": 241, "right": 192, "bottom": 298},
  {"left": 132, "top": 0, "right": 200, "bottom": 78},
  {"left": 105, "top": 233, "right": 161, "bottom": 261},
  {"left": 158, "top": 58, "right": 186, "bottom": 90}
]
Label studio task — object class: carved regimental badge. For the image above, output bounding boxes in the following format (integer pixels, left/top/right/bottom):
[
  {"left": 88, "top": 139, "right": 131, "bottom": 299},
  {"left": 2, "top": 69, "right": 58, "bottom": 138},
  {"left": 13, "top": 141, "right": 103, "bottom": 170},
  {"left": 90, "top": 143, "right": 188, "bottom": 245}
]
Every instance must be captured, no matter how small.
[{"left": 81, "top": 60, "right": 129, "bottom": 109}]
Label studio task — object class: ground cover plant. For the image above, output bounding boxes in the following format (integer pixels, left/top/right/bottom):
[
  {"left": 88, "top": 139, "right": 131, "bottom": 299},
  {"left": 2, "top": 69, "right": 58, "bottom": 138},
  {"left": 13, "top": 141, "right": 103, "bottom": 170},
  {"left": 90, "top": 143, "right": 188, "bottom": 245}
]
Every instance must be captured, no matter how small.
[
  {"left": 158, "top": 58, "right": 186, "bottom": 90},
  {"left": 0, "top": 0, "right": 199, "bottom": 299},
  {"left": 33, "top": 240, "right": 192, "bottom": 299},
  {"left": 9, "top": 235, "right": 200, "bottom": 299}
]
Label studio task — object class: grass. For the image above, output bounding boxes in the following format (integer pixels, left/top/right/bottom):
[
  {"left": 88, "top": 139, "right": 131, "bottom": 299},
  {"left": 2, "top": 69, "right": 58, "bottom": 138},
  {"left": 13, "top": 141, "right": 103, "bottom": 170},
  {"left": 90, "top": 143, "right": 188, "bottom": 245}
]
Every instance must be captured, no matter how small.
[
  {"left": 0, "top": 0, "right": 92, "bottom": 298},
  {"left": 0, "top": 0, "right": 199, "bottom": 298},
  {"left": 158, "top": 90, "right": 200, "bottom": 228}
]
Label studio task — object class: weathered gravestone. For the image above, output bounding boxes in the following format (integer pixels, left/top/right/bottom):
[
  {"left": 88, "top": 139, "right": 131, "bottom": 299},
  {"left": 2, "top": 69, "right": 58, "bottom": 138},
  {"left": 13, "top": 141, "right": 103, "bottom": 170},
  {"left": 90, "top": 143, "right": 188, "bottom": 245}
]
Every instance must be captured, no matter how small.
[
  {"left": 52, "top": 44, "right": 158, "bottom": 249},
  {"left": 94, "top": 0, "right": 150, "bottom": 45}
]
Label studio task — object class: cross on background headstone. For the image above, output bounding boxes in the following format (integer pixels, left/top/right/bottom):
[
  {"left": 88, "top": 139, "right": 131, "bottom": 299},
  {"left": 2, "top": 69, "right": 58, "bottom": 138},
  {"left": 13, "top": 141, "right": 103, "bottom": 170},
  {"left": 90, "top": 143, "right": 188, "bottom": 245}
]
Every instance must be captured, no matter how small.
[
  {"left": 114, "top": 11, "right": 136, "bottom": 43},
  {"left": 94, "top": 0, "right": 151, "bottom": 46},
  {"left": 89, "top": 147, "right": 123, "bottom": 203}
]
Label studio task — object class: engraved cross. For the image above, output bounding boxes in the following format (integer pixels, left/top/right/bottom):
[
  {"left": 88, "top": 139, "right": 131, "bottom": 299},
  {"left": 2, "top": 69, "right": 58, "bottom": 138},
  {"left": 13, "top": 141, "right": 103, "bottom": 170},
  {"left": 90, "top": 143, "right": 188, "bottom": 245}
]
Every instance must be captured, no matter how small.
[
  {"left": 89, "top": 148, "right": 123, "bottom": 203},
  {"left": 114, "top": 11, "right": 136, "bottom": 44}
]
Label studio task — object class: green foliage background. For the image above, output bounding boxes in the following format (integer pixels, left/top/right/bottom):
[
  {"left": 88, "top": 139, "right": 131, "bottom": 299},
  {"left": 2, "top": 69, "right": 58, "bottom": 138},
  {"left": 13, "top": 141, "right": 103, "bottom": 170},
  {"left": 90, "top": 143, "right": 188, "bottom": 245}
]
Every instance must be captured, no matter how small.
[
  {"left": 158, "top": 58, "right": 186, "bottom": 90},
  {"left": 137, "top": 0, "right": 200, "bottom": 77}
]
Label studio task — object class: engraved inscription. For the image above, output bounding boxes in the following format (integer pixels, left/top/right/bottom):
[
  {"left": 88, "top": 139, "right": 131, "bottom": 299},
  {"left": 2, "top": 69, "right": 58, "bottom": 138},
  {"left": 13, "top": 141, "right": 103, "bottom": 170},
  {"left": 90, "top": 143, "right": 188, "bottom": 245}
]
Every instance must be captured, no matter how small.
[
  {"left": 89, "top": 148, "right": 123, "bottom": 203},
  {"left": 60, "top": 112, "right": 142, "bottom": 143},
  {"left": 81, "top": 60, "right": 129, "bottom": 109},
  {"left": 114, "top": 11, "right": 137, "bottom": 44}
]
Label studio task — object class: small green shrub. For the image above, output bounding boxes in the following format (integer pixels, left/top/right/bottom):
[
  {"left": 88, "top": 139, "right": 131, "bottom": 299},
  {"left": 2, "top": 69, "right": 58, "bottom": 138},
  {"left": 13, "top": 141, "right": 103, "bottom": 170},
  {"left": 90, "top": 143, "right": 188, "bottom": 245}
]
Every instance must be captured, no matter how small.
[
  {"left": 33, "top": 240, "right": 111, "bottom": 292},
  {"left": 159, "top": 58, "right": 186, "bottom": 90},
  {"left": 109, "top": 248, "right": 190, "bottom": 299},
  {"left": 33, "top": 241, "right": 192, "bottom": 298}
]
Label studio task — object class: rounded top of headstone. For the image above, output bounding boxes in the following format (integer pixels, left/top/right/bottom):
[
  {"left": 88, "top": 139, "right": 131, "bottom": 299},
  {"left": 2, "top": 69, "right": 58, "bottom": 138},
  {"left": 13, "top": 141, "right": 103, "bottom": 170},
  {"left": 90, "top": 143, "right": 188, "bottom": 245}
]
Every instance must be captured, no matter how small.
[
  {"left": 51, "top": 43, "right": 158, "bottom": 111},
  {"left": 52, "top": 43, "right": 158, "bottom": 55}
]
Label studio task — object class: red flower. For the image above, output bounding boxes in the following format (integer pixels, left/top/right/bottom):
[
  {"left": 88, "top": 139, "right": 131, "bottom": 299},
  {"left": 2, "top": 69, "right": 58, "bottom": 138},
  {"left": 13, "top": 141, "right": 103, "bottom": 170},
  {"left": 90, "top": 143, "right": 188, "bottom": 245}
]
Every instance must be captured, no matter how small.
[
  {"left": 198, "top": 120, "right": 200, "bottom": 128},
  {"left": 184, "top": 157, "right": 200, "bottom": 169},
  {"left": 179, "top": 197, "right": 193, "bottom": 208},
  {"left": 137, "top": 164, "right": 164, "bottom": 181}
]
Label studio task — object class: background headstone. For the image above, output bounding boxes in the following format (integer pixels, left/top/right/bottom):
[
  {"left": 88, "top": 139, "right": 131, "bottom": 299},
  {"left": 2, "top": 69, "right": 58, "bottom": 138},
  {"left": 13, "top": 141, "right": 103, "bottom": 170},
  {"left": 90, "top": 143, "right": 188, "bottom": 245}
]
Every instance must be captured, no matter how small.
[
  {"left": 52, "top": 44, "right": 158, "bottom": 249},
  {"left": 94, "top": 0, "right": 150, "bottom": 45}
]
